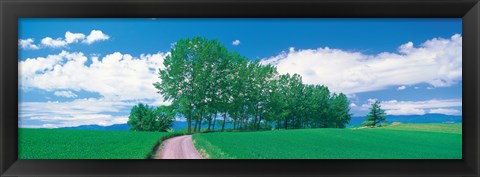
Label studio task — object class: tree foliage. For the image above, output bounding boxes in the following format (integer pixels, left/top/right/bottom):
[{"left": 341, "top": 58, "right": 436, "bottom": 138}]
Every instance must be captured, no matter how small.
[
  {"left": 154, "top": 37, "right": 352, "bottom": 133},
  {"left": 127, "top": 103, "right": 174, "bottom": 132},
  {"left": 362, "top": 101, "right": 387, "bottom": 127}
]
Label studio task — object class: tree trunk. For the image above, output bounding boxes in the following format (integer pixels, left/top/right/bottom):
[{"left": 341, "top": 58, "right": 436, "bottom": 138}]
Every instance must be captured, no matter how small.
[
  {"left": 238, "top": 115, "right": 243, "bottom": 130},
  {"left": 193, "top": 116, "right": 198, "bottom": 133},
  {"left": 285, "top": 117, "right": 288, "bottom": 129},
  {"left": 292, "top": 113, "right": 295, "bottom": 129},
  {"left": 233, "top": 113, "right": 237, "bottom": 130},
  {"left": 212, "top": 112, "right": 217, "bottom": 131},
  {"left": 197, "top": 110, "right": 203, "bottom": 132},
  {"left": 257, "top": 115, "right": 262, "bottom": 130},
  {"left": 253, "top": 105, "right": 259, "bottom": 130},
  {"left": 187, "top": 112, "right": 192, "bottom": 134},
  {"left": 221, "top": 112, "right": 227, "bottom": 132},
  {"left": 198, "top": 117, "right": 203, "bottom": 132},
  {"left": 239, "top": 112, "right": 244, "bottom": 129},
  {"left": 207, "top": 114, "right": 212, "bottom": 131}
]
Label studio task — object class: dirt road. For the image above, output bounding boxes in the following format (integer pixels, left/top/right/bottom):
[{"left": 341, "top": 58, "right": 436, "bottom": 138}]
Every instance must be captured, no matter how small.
[{"left": 155, "top": 135, "right": 202, "bottom": 159}]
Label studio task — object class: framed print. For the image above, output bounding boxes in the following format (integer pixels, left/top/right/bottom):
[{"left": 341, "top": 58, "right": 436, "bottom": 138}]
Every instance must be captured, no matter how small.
[{"left": 1, "top": 0, "right": 479, "bottom": 176}]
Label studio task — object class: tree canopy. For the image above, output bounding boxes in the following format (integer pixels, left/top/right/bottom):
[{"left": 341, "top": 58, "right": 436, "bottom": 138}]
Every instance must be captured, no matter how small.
[
  {"left": 127, "top": 103, "right": 174, "bottom": 132},
  {"left": 362, "top": 101, "right": 387, "bottom": 127},
  {"left": 154, "top": 37, "right": 352, "bottom": 133}
]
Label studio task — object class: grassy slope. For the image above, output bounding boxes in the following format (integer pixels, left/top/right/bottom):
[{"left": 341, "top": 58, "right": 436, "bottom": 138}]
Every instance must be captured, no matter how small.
[
  {"left": 193, "top": 124, "right": 462, "bottom": 159},
  {"left": 19, "top": 128, "right": 171, "bottom": 159},
  {"left": 378, "top": 123, "right": 461, "bottom": 134}
]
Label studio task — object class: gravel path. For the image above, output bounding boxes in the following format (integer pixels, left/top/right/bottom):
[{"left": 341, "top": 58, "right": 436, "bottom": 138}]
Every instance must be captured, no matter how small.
[{"left": 155, "top": 135, "right": 202, "bottom": 159}]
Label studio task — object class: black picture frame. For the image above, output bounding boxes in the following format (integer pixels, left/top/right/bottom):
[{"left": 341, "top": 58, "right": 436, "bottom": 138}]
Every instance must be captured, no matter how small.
[{"left": 1, "top": 0, "right": 479, "bottom": 176}]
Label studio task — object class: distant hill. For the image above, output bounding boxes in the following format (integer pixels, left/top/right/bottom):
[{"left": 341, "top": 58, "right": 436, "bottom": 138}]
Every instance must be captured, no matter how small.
[
  {"left": 348, "top": 114, "right": 462, "bottom": 127},
  {"left": 60, "top": 114, "right": 460, "bottom": 130},
  {"left": 60, "top": 124, "right": 130, "bottom": 131},
  {"left": 60, "top": 121, "right": 233, "bottom": 131}
]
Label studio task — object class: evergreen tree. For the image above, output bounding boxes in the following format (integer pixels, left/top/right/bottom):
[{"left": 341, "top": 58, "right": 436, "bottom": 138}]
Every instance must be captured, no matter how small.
[{"left": 362, "top": 101, "right": 387, "bottom": 127}]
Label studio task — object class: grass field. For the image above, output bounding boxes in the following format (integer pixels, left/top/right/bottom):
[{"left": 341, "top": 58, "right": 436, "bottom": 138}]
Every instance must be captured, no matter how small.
[
  {"left": 19, "top": 128, "right": 174, "bottom": 159},
  {"left": 192, "top": 123, "right": 462, "bottom": 159}
]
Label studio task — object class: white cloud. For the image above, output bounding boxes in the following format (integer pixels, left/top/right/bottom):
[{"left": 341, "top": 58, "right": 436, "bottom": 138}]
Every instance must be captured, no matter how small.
[
  {"left": 18, "top": 30, "right": 109, "bottom": 50},
  {"left": 349, "top": 103, "right": 357, "bottom": 108},
  {"left": 20, "top": 51, "right": 170, "bottom": 101},
  {"left": 54, "top": 90, "right": 78, "bottom": 98},
  {"left": 397, "top": 85, "right": 406, "bottom": 90},
  {"left": 19, "top": 52, "right": 66, "bottom": 81},
  {"left": 358, "top": 98, "right": 462, "bottom": 115},
  {"left": 65, "top": 31, "right": 86, "bottom": 43},
  {"left": 19, "top": 50, "right": 173, "bottom": 128},
  {"left": 260, "top": 34, "right": 462, "bottom": 94},
  {"left": 19, "top": 98, "right": 131, "bottom": 128},
  {"left": 386, "top": 108, "right": 426, "bottom": 115},
  {"left": 429, "top": 108, "right": 461, "bottom": 115},
  {"left": 232, "top": 40, "right": 241, "bottom": 46},
  {"left": 18, "top": 38, "right": 40, "bottom": 50},
  {"left": 381, "top": 99, "right": 462, "bottom": 110},
  {"left": 41, "top": 37, "right": 68, "bottom": 48},
  {"left": 83, "top": 30, "right": 110, "bottom": 44}
]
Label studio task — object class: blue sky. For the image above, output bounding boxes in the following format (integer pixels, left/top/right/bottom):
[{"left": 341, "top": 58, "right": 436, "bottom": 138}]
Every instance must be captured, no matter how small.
[{"left": 18, "top": 18, "right": 462, "bottom": 128}]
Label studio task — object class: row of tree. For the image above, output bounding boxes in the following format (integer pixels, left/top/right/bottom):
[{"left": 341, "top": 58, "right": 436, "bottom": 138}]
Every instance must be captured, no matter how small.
[{"left": 152, "top": 37, "right": 352, "bottom": 133}]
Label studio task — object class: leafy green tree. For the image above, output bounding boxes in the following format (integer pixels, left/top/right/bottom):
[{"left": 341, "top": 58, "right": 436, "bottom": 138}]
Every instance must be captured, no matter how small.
[
  {"left": 154, "top": 38, "right": 195, "bottom": 133},
  {"left": 154, "top": 36, "right": 354, "bottom": 132},
  {"left": 329, "top": 93, "right": 352, "bottom": 128},
  {"left": 154, "top": 37, "right": 230, "bottom": 133},
  {"left": 127, "top": 103, "right": 174, "bottom": 132},
  {"left": 153, "top": 105, "right": 176, "bottom": 131},
  {"left": 286, "top": 74, "right": 304, "bottom": 129},
  {"left": 362, "top": 101, "right": 387, "bottom": 127}
]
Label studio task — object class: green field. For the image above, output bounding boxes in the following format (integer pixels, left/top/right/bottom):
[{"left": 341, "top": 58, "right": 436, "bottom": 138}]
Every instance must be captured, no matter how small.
[
  {"left": 193, "top": 124, "right": 462, "bottom": 159},
  {"left": 19, "top": 128, "right": 173, "bottom": 159}
]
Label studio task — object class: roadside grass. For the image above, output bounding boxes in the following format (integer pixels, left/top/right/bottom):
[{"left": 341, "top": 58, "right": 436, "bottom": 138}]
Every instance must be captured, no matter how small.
[
  {"left": 19, "top": 128, "right": 176, "bottom": 159},
  {"left": 147, "top": 131, "right": 187, "bottom": 159},
  {"left": 193, "top": 123, "right": 461, "bottom": 159}
]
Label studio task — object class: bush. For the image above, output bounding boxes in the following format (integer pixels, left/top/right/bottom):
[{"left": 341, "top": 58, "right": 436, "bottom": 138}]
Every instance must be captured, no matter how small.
[
  {"left": 362, "top": 120, "right": 375, "bottom": 127},
  {"left": 127, "top": 103, "right": 175, "bottom": 132}
]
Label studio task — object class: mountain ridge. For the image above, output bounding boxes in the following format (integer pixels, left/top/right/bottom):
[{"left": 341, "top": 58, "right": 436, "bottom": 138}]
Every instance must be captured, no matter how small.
[{"left": 59, "top": 113, "right": 461, "bottom": 130}]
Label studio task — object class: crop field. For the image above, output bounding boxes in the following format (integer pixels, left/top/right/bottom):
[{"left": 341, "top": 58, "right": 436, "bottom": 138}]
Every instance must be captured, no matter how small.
[
  {"left": 378, "top": 123, "right": 462, "bottom": 134},
  {"left": 193, "top": 124, "right": 462, "bottom": 159},
  {"left": 19, "top": 128, "right": 172, "bottom": 159}
]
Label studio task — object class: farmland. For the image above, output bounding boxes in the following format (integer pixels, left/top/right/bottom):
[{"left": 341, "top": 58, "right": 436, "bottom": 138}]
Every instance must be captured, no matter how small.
[
  {"left": 19, "top": 128, "right": 174, "bottom": 159},
  {"left": 192, "top": 124, "right": 462, "bottom": 159}
]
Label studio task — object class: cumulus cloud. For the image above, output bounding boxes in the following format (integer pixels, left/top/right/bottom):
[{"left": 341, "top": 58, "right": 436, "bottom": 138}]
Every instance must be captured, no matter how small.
[
  {"left": 54, "top": 90, "right": 78, "bottom": 98},
  {"left": 19, "top": 51, "right": 170, "bottom": 101},
  {"left": 232, "top": 40, "right": 241, "bottom": 46},
  {"left": 41, "top": 37, "right": 68, "bottom": 48},
  {"left": 397, "top": 85, "right": 406, "bottom": 90},
  {"left": 18, "top": 30, "right": 109, "bottom": 49},
  {"left": 358, "top": 98, "right": 462, "bottom": 115},
  {"left": 349, "top": 103, "right": 357, "bottom": 108},
  {"left": 65, "top": 31, "right": 86, "bottom": 43},
  {"left": 260, "top": 34, "right": 462, "bottom": 94},
  {"left": 19, "top": 50, "right": 174, "bottom": 127},
  {"left": 18, "top": 38, "right": 40, "bottom": 50},
  {"left": 83, "top": 30, "right": 110, "bottom": 44}
]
